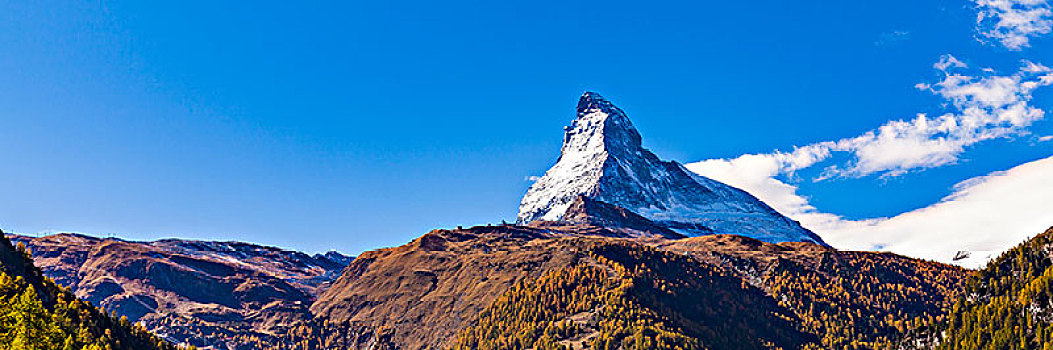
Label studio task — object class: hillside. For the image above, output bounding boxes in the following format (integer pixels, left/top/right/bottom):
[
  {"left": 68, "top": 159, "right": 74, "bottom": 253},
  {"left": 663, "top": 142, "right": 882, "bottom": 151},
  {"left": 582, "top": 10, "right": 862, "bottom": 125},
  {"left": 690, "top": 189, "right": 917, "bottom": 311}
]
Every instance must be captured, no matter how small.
[
  {"left": 0, "top": 229, "right": 181, "bottom": 350},
  {"left": 662, "top": 235, "right": 966, "bottom": 349},
  {"left": 925, "top": 227, "right": 1053, "bottom": 350},
  {"left": 10, "top": 233, "right": 352, "bottom": 350},
  {"left": 309, "top": 225, "right": 585, "bottom": 350},
  {"left": 449, "top": 238, "right": 818, "bottom": 350},
  {"left": 311, "top": 224, "right": 818, "bottom": 350},
  {"left": 308, "top": 224, "right": 966, "bottom": 350}
]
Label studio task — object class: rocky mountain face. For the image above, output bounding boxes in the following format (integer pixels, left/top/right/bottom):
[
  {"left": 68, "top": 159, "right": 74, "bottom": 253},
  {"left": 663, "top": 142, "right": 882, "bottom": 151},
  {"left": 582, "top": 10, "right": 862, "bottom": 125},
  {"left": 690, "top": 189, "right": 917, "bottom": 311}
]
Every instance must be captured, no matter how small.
[
  {"left": 518, "top": 92, "right": 825, "bottom": 245},
  {"left": 11, "top": 233, "right": 352, "bottom": 350},
  {"left": 553, "top": 195, "right": 685, "bottom": 238}
]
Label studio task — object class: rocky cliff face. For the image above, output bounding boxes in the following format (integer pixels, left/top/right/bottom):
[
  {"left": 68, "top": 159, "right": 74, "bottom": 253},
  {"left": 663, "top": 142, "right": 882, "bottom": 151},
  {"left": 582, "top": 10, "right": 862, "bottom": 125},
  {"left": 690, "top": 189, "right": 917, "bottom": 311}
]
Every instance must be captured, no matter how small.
[
  {"left": 11, "top": 233, "right": 352, "bottom": 350},
  {"left": 519, "top": 92, "right": 826, "bottom": 245}
]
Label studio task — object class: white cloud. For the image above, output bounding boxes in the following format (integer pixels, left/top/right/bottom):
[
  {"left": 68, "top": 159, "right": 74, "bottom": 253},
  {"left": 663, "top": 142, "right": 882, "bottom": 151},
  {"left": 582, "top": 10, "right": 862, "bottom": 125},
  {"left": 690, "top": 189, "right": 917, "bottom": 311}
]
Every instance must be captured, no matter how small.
[
  {"left": 689, "top": 57, "right": 1052, "bottom": 181},
  {"left": 685, "top": 57, "right": 1053, "bottom": 267},
  {"left": 689, "top": 153, "right": 1053, "bottom": 268},
  {"left": 825, "top": 57, "right": 1052, "bottom": 178},
  {"left": 820, "top": 155, "right": 1053, "bottom": 268},
  {"left": 1040, "top": 135, "right": 1053, "bottom": 141},
  {"left": 974, "top": 0, "right": 1052, "bottom": 50},
  {"left": 932, "top": 54, "right": 967, "bottom": 71}
]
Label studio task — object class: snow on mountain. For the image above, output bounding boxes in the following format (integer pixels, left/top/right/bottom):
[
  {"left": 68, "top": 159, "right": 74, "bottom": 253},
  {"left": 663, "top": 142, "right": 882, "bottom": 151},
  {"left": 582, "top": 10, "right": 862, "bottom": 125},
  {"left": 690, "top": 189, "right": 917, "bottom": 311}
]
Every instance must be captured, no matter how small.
[{"left": 517, "top": 91, "right": 827, "bottom": 245}]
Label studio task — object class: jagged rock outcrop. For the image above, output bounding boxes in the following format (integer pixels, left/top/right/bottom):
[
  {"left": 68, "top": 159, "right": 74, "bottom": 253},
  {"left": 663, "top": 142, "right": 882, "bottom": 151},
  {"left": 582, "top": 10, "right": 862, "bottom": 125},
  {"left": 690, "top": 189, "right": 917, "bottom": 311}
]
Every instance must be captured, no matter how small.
[{"left": 556, "top": 195, "right": 684, "bottom": 238}]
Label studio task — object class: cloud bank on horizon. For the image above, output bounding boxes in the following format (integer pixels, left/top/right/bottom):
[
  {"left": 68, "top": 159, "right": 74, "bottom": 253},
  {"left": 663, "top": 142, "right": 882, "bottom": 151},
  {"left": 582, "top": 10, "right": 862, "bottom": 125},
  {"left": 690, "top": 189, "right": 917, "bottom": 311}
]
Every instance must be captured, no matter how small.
[{"left": 687, "top": 0, "right": 1053, "bottom": 268}]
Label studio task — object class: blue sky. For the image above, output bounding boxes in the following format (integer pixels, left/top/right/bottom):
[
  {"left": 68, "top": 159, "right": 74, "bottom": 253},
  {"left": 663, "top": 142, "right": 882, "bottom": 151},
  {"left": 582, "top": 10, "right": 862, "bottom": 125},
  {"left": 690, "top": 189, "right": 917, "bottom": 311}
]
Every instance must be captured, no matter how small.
[{"left": 1, "top": 0, "right": 1051, "bottom": 258}]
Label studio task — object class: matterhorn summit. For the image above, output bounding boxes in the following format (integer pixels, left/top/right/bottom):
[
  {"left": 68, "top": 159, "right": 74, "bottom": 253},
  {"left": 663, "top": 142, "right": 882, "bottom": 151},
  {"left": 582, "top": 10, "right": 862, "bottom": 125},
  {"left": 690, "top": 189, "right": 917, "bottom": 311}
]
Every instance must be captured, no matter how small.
[{"left": 518, "top": 92, "right": 827, "bottom": 245}]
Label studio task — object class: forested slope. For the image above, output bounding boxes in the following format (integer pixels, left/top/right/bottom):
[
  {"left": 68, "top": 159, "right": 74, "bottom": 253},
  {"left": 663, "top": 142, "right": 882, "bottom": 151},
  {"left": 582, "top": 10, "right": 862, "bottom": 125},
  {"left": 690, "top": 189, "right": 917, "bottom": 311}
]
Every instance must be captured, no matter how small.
[{"left": 929, "top": 227, "right": 1053, "bottom": 350}]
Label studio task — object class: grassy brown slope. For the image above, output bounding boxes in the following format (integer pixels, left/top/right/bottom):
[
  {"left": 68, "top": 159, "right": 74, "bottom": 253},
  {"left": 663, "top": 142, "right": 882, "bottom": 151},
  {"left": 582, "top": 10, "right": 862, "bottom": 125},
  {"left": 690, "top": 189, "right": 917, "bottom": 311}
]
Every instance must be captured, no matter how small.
[{"left": 311, "top": 225, "right": 584, "bottom": 350}]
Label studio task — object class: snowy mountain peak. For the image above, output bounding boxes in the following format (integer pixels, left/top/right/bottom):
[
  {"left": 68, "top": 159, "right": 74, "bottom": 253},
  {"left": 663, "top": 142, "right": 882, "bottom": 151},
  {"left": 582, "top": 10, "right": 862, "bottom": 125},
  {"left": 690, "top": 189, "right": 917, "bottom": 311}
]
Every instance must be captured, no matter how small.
[
  {"left": 568, "top": 91, "right": 641, "bottom": 153},
  {"left": 576, "top": 91, "right": 622, "bottom": 117},
  {"left": 518, "top": 92, "right": 827, "bottom": 246}
]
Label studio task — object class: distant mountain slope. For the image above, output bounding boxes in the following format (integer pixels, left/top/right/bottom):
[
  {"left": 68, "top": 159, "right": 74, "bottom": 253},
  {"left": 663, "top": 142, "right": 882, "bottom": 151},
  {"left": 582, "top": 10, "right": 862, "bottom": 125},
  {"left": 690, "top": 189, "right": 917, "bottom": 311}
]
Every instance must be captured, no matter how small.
[
  {"left": 0, "top": 229, "right": 179, "bottom": 350},
  {"left": 310, "top": 224, "right": 963, "bottom": 350},
  {"left": 11, "top": 233, "right": 352, "bottom": 350},
  {"left": 518, "top": 92, "right": 825, "bottom": 245},
  {"left": 923, "top": 227, "right": 1053, "bottom": 350}
]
